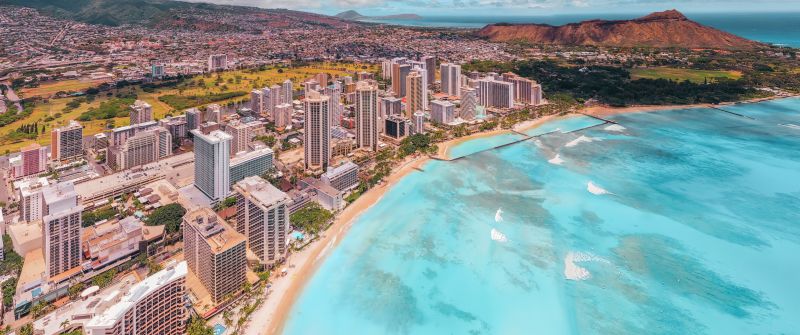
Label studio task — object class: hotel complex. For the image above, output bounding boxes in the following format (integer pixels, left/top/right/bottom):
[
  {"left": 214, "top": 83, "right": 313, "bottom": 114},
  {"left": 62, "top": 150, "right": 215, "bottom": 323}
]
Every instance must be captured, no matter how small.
[
  {"left": 183, "top": 208, "right": 247, "bottom": 304},
  {"left": 84, "top": 262, "right": 188, "bottom": 335},
  {"left": 233, "top": 176, "right": 291, "bottom": 267}
]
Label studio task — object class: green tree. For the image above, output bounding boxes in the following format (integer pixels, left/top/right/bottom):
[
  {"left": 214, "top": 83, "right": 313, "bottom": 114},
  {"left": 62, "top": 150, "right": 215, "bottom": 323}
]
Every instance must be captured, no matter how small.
[
  {"left": 290, "top": 203, "right": 333, "bottom": 236},
  {"left": 18, "top": 324, "right": 33, "bottom": 335},
  {"left": 146, "top": 203, "right": 186, "bottom": 234},
  {"left": 187, "top": 317, "right": 214, "bottom": 335}
]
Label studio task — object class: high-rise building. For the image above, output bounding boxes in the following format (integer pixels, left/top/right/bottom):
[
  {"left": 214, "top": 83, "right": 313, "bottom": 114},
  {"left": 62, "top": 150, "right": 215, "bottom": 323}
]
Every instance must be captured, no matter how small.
[
  {"left": 303, "top": 91, "right": 331, "bottom": 171},
  {"left": 323, "top": 83, "right": 343, "bottom": 127},
  {"left": 250, "top": 90, "right": 264, "bottom": 115},
  {"left": 129, "top": 100, "right": 153, "bottom": 126},
  {"left": 233, "top": 176, "right": 290, "bottom": 267},
  {"left": 208, "top": 54, "right": 228, "bottom": 72},
  {"left": 183, "top": 208, "right": 246, "bottom": 304},
  {"left": 478, "top": 78, "right": 514, "bottom": 108},
  {"left": 532, "top": 83, "right": 543, "bottom": 106},
  {"left": 384, "top": 115, "right": 408, "bottom": 140},
  {"left": 281, "top": 79, "right": 293, "bottom": 105},
  {"left": 225, "top": 120, "right": 262, "bottom": 156},
  {"left": 94, "top": 133, "right": 108, "bottom": 152},
  {"left": 391, "top": 63, "right": 411, "bottom": 98},
  {"left": 303, "top": 80, "right": 320, "bottom": 95},
  {"left": 422, "top": 56, "right": 436, "bottom": 86},
  {"left": 17, "top": 143, "right": 47, "bottom": 178},
  {"left": 185, "top": 108, "right": 202, "bottom": 131},
  {"left": 192, "top": 129, "right": 232, "bottom": 201},
  {"left": 109, "top": 121, "right": 157, "bottom": 147},
  {"left": 160, "top": 115, "right": 188, "bottom": 140},
  {"left": 413, "top": 111, "right": 426, "bottom": 134},
  {"left": 440, "top": 63, "right": 462, "bottom": 97},
  {"left": 380, "top": 97, "right": 403, "bottom": 117},
  {"left": 151, "top": 63, "right": 166, "bottom": 79},
  {"left": 230, "top": 145, "right": 274, "bottom": 186},
  {"left": 51, "top": 120, "right": 83, "bottom": 163},
  {"left": 460, "top": 87, "right": 479, "bottom": 120},
  {"left": 42, "top": 181, "right": 83, "bottom": 278},
  {"left": 355, "top": 81, "right": 379, "bottom": 151},
  {"left": 260, "top": 87, "right": 274, "bottom": 116},
  {"left": 18, "top": 178, "right": 49, "bottom": 223},
  {"left": 84, "top": 261, "right": 188, "bottom": 335},
  {"left": 502, "top": 73, "right": 544, "bottom": 105},
  {"left": 405, "top": 69, "right": 428, "bottom": 117},
  {"left": 206, "top": 104, "right": 222, "bottom": 124},
  {"left": 430, "top": 100, "right": 455, "bottom": 124},
  {"left": 268, "top": 84, "right": 282, "bottom": 107},
  {"left": 381, "top": 60, "right": 393, "bottom": 80},
  {"left": 107, "top": 127, "right": 171, "bottom": 171},
  {"left": 274, "top": 103, "right": 292, "bottom": 129},
  {"left": 321, "top": 161, "right": 359, "bottom": 192}
]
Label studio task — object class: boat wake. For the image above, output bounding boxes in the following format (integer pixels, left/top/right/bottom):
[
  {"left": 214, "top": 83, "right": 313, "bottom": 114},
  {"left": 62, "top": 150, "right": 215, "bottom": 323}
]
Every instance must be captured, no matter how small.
[
  {"left": 587, "top": 181, "right": 613, "bottom": 195},
  {"left": 565, "top": 135, "right": 601, "bottom": 148},
  {"left": 548, "top": 154, "right": 564, "bottom": 165},
  {"left": 490, "top": 228, "right": 507, "bottom": 243},
  {"left": 495, "top": 208, "right": 503, "bottom": 222},
  {"left": 604, "top": 124, "right": 626, "bottom": 132},
  {"left": 564, "top": 251, "right": 610, "bottom": 281}
]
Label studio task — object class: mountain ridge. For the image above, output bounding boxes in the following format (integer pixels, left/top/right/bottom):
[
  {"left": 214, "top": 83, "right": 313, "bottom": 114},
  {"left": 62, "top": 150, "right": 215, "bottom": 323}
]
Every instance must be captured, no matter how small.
[
  {"left": 476, "top": 10, "right": 761, "bottom": 49},
  {"left": 335, "top": 10, "right": 421, "bottom": 21}
]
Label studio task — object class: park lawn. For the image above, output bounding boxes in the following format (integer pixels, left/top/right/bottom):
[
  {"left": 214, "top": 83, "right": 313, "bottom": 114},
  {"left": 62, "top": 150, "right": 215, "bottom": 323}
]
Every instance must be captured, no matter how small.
[
  {"left": 630, "top": 67, "right": 742, "bottom": 83},
  {"left": 20, "top": 79, "right": 109, "bottom": 98},
  {"left": 0, "top": 96, "right": 115, "bottom": 154}
]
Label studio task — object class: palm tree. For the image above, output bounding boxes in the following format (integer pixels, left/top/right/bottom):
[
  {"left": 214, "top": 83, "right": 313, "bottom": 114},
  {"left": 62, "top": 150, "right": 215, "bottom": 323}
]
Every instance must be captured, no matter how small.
[
  {"left": 223, "top": 310, "right": 233, "bottom": 328},
  {"left": 60, "top": 319, "right": 70, "bottom": 332}
]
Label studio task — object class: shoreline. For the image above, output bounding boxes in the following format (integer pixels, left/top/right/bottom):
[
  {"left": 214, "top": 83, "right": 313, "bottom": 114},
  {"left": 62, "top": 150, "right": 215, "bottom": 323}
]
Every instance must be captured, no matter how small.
[
  {"left": 252, "top": 154, "right": 431, "bottom": 335},
  {"left": 437, "top": 113, "right": 564, "bottom": 159},
  {"left": 582, "top": 93, "right": 798, "bottom": 117},
  {"left": 252, "top": 94, "right": 799, "bottom": 335}
]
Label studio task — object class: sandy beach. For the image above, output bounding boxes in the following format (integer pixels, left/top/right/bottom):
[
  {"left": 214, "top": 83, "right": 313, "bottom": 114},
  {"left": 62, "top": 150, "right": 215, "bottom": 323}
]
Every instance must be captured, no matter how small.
[
  {"left": 246, "top": 154, "right": 430, "bottom": 335},
  {"left": 436, "top": 114, "right": 562, "bottom": 159}
]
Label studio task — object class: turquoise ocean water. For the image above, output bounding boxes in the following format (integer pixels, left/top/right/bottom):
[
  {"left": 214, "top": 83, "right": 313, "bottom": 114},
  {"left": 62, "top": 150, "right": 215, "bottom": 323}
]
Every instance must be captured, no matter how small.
[
  {"left": 365, "top": 12, "right": 800, "bottom": 47},
  {"left": 282, "top": 98, "right": 800, "bottom": 334}
]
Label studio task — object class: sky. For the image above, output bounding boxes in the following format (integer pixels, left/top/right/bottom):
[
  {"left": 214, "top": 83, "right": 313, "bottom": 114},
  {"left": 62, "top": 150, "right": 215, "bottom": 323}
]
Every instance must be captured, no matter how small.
[{"left": 189, "top": 0, "right": 800, "bottom": 15}]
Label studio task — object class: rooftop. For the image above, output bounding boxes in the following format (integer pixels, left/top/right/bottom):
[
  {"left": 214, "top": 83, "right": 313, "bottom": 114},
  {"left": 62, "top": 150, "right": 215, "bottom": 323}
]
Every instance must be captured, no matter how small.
[
  {"left": 234, "top": 176, "right": 289, "bottom": 207},
  {"left": 322, "top": 161, "right": 358, "bottom": 179},
  {"left": 85, "top": 261, "right": 186, "bottom": 329},
  {"left": 184, "top": 208, "right": 245, "bottom": 253}
]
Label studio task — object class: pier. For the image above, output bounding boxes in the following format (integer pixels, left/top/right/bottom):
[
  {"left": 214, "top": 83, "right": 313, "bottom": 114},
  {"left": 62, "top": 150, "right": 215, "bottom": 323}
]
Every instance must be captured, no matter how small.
[{"left": 708, "top": 106, "right": 756, "bottom": 120}]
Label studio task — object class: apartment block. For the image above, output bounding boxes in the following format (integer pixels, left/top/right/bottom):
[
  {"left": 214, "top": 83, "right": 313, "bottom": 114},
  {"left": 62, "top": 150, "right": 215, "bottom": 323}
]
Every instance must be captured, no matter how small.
[{"left": 233, "top": 176, "right": 291, "bottom": 267}]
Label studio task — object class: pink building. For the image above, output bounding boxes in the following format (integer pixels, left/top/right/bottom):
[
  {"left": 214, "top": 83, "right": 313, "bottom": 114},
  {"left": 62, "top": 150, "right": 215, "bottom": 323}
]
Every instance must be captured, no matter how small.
[{"left": 14, "top": 143, "right": 47, "bottom": 178}]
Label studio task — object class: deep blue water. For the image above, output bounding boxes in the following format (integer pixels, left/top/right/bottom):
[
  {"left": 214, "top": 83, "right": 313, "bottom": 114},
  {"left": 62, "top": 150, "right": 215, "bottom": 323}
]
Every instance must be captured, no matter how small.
[
  {"left": 282, "top": 98, "right": 800, "bottom": 334},
  {"left": 366, "top": 12, "right": 800, "bottom": 47}
]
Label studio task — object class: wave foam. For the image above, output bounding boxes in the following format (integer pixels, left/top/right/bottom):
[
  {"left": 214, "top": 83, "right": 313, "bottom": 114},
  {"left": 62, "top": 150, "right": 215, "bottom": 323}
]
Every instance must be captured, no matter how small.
[
  {"left": 491, "top": 228, "right": 507, "bottom": 243},
  {"left": 564, "top": 251, "right": 610, "bottom": 281},
  {"left": 604, "top": 124, "right": 626, "bottom": 132},
  {"left": 565, "top": 135, "right": 601, "bottom": 148},
  {"left": 495, "top": 208, "right": 503, "bottom": 222},
  {"left": 780, "top": 123, "right": 800, "bottom": 130},
  {"left": 548, "top": 154, "right": 564, "bottom": 165},
  {"left": 587, "top": 181, "right": 612, "bottom": 195}
]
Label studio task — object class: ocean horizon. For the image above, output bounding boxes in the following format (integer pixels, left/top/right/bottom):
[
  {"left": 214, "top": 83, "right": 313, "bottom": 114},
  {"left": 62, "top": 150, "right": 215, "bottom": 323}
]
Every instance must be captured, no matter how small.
[
  {"left": 282, "top": 98, "right": 800, "bottom": 334},
  {"left": 364, "top": 12, "right": 800, "bottom": 48}
]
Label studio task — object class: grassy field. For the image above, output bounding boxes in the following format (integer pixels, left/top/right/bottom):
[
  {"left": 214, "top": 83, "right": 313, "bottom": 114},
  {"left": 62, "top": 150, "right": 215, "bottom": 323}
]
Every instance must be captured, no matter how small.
[
  {"left": 630, "top": 67, "right": 742, "bottom": 83},
  {"left": 1, "top": 62, "right": 376, "bottom": 154},
  {"left": 20, "top": 79, "right": 110, "bottom": 98}
]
